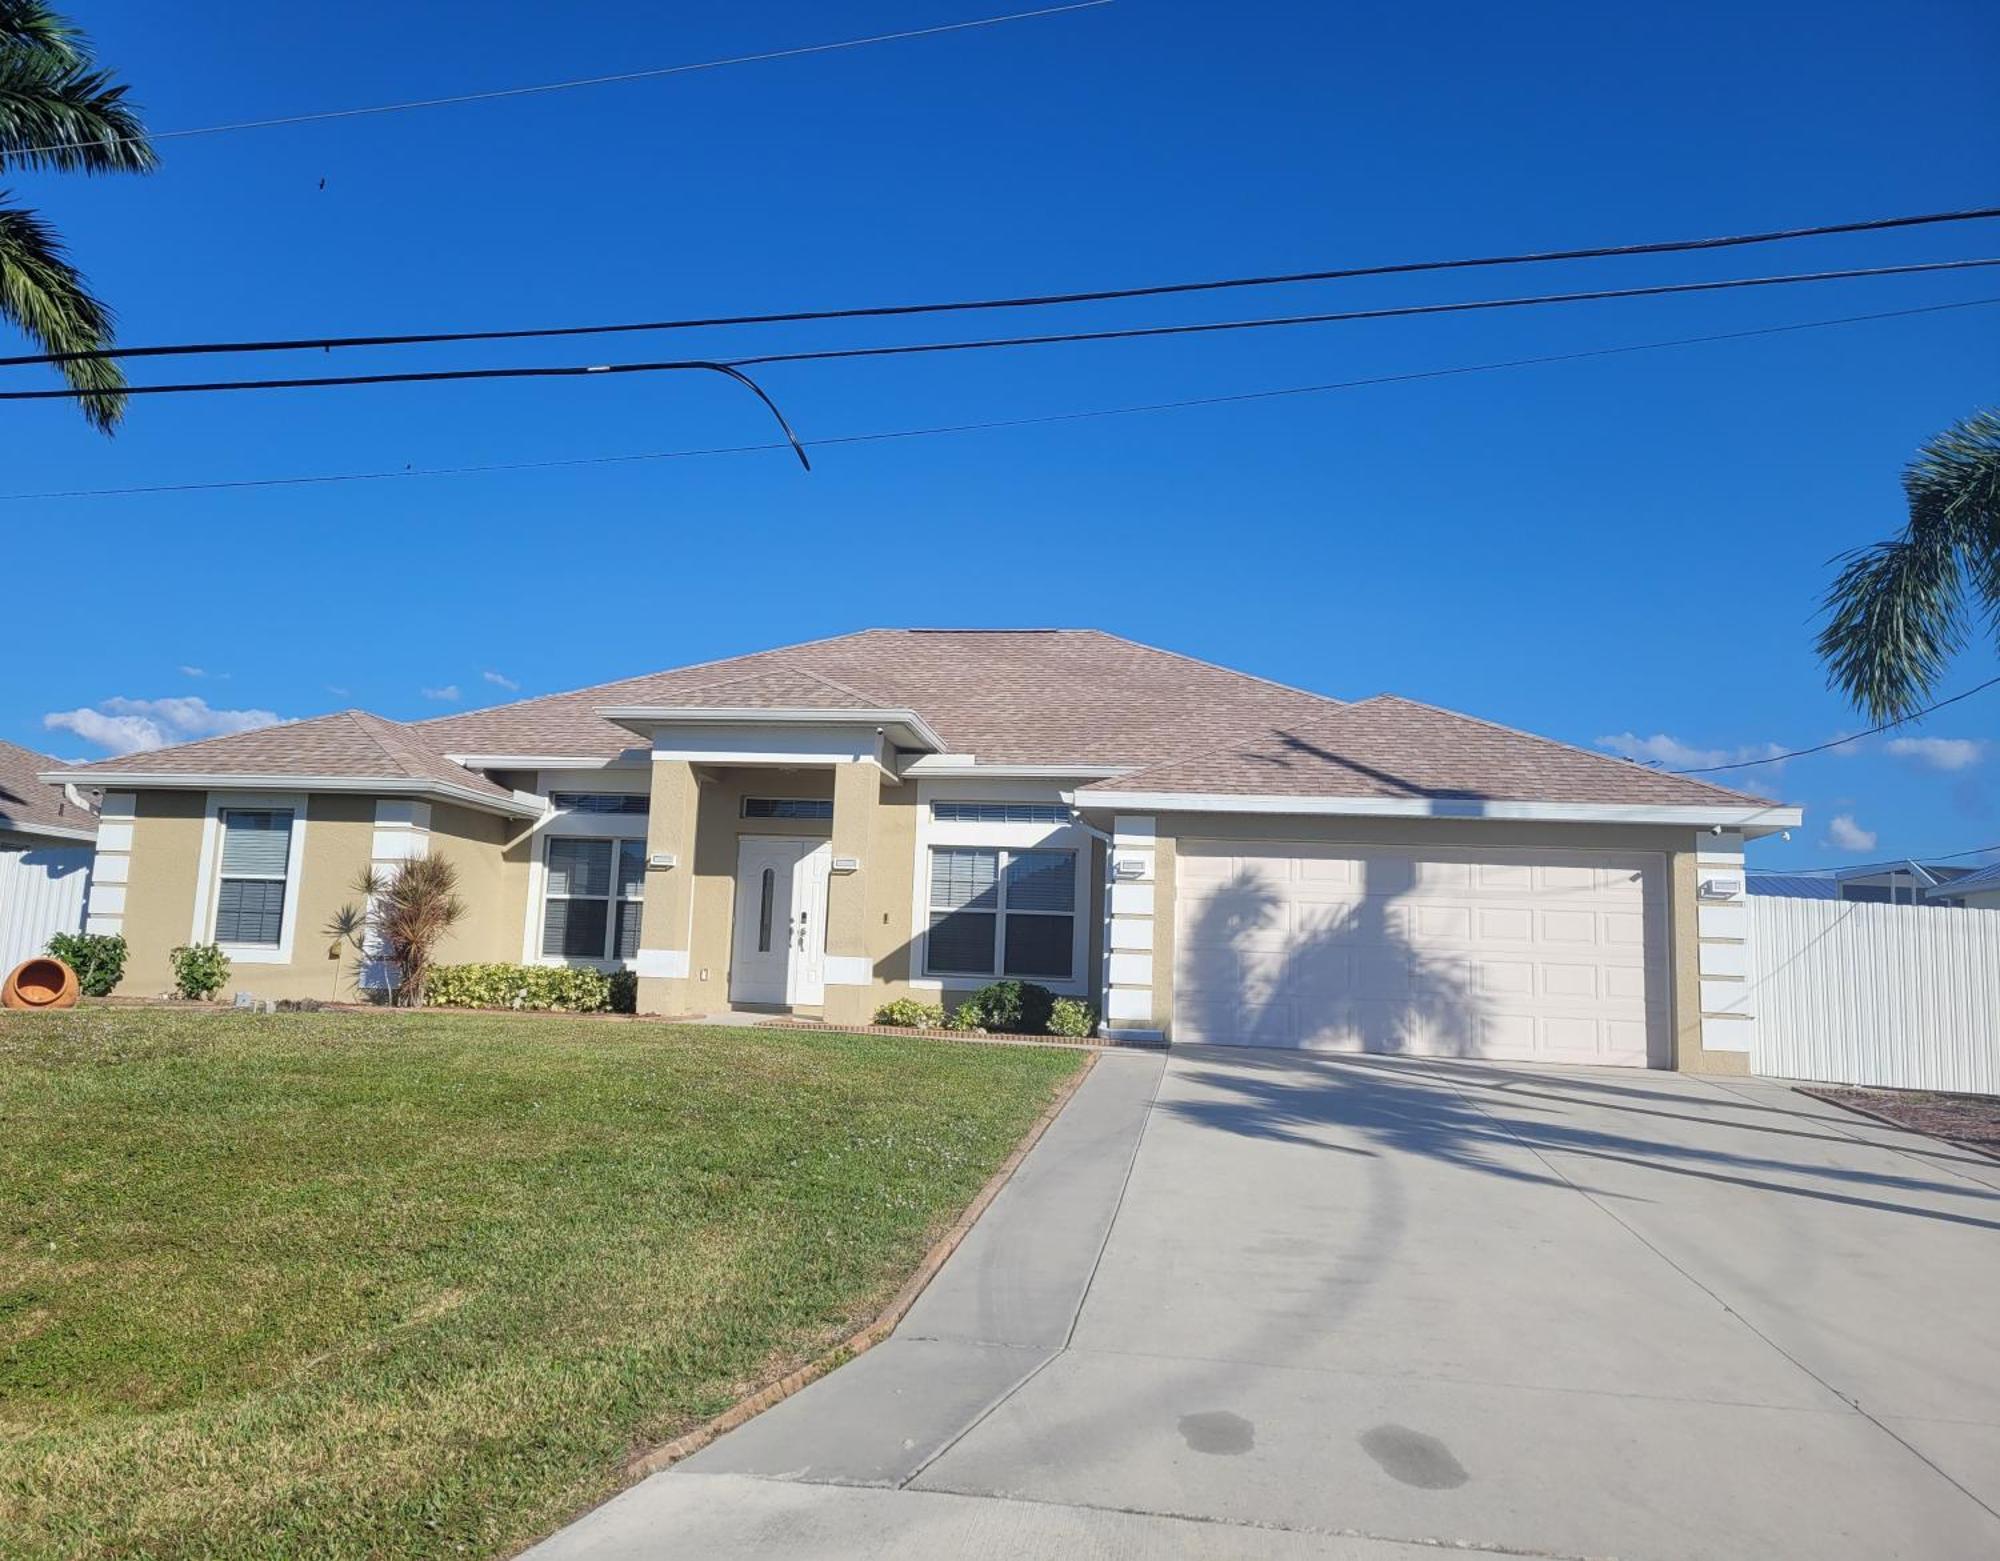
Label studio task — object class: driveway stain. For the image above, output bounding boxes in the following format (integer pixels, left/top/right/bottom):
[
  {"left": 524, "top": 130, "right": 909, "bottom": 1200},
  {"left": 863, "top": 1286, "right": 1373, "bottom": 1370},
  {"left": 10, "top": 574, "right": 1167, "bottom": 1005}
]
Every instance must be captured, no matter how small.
[
  {"left": 1178, "top": 1410, "right": 1255, "bottom": 1455},
  {"left": 1359, "top": 1423, "right": 1469, "bottom": 1488}
]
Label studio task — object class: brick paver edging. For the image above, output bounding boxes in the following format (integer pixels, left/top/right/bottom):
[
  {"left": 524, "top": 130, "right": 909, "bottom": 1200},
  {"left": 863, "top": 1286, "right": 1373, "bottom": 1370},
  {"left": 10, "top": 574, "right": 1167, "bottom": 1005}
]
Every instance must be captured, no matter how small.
[
  {"left": 752, "top": 1018, "right": 1165, "bottom": 1051},
  {"left": 603, "top": 1048, "right": 1103, "bottom": 1491}
]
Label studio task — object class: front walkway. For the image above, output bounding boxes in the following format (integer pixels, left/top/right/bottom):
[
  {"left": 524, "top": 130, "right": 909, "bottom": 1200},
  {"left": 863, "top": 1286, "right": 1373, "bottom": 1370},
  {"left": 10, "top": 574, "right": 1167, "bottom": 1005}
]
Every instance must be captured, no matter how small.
[{"left": 530, "top": 1049, "right": 2000, "bottom": 1560}]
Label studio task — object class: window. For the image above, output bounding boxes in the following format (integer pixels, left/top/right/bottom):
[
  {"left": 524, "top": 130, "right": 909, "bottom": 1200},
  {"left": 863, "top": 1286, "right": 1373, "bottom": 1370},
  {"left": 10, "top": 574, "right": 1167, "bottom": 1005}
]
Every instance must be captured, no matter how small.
[
  {"left": 542, "top": 838, "right": 646, "bottom": 960},
  {"left": 743, "top": 797, "right": 834, "bottom": 819},
  {"left": 214, "top": 808, "right": 293, "bottom": 946},
  {"left": 926, "top": 847, "right": 1075, "bottom": 980},
  {"left": 549, "top": 792, "right": 648, "bottom": 815},
  {"left": 930, "top": 801, "right": 1073, "bottom": 825}
]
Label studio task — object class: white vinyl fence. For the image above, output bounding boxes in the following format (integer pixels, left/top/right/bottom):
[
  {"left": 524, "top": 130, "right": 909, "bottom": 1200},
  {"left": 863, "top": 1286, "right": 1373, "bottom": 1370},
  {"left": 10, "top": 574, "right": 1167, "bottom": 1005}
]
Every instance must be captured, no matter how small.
[
  {"left": 0, "top": 841, "right": 94, "bottom": 973},
  {"left": 1748, "top": 895, "right": 2000, "bottom": 1094}
]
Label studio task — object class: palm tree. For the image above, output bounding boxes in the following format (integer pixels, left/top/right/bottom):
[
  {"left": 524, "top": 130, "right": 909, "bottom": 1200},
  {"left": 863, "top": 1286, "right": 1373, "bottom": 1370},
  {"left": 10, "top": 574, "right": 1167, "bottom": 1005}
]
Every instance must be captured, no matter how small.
[
  {"left": 328, "top": 857, "right": 467, "bottom": 1007},
  {"left": 1818, "top": 408, "right": 2000, "bottom": 721},
  {"left": 0, "top": 1, "right": 153, "bottom": 432}
]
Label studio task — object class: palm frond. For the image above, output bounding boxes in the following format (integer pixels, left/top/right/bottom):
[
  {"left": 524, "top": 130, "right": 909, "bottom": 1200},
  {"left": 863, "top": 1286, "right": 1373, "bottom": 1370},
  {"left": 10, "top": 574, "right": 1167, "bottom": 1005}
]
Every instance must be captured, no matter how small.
[
  {"left": 1818, "top": 409, "right": 2000, "bottom": 721},
  {"left": 0, "top": 193, "right": 122, "bottom": 429},
  {"left": 0, "top": 44, "right": 153, "bottom": 173},
  {"left": 0, "top": 1, "right": 78, "bottom": 60}
]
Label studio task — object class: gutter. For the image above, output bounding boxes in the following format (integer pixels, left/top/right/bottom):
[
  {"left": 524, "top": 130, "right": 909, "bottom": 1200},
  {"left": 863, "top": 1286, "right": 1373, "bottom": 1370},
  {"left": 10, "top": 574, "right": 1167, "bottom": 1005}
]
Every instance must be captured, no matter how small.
[{"left": 36, "top": 769, "right": 547, "bottom": 821}]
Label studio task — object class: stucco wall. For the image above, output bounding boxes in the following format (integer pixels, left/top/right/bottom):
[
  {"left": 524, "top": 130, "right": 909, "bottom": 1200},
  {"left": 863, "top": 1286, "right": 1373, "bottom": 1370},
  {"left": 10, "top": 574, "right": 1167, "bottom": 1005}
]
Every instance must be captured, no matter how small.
[
  {"left": 1139, "top": 811, "right": 1712, "bottom": 1069},
  {"left": 113, "top": 789, "right": 526, "bottom": 1003}
]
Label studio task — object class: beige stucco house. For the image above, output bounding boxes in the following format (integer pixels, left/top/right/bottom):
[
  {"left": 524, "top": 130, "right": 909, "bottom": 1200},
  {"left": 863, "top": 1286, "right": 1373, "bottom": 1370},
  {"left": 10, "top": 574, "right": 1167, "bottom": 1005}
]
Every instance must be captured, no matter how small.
[{"left": 44, "top": 629, "right": 1800, "bottom": 1072}]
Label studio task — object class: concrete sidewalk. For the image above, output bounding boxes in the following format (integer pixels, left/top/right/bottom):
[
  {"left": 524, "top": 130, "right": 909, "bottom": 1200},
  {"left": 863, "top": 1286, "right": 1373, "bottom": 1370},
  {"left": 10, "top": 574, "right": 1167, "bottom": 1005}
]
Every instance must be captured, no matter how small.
[{"left": 530, "top": 1049, "right": 2000, "bottom": 1560}]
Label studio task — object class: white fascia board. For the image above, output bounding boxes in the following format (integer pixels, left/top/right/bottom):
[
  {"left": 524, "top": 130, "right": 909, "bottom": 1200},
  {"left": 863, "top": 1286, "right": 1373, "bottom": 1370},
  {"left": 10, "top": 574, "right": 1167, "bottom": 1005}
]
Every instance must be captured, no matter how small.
[
  {"left": 441, "top": 751, "right": 648, "bottom": 769},
  {"left": 596, "top": 704, "right": 946, "bottom": 753},
  {"left": 0, "top": 817, "right": 97, "bottom": 843},
  {"left": 38, "top": 770, "right": 547, "bottom": 820},
  {"left": 1065, "top": 789, "right": 1805, "bottom": 832},
  {"left": 900, "top": 757, "right": 1134, "bottom": 779}
]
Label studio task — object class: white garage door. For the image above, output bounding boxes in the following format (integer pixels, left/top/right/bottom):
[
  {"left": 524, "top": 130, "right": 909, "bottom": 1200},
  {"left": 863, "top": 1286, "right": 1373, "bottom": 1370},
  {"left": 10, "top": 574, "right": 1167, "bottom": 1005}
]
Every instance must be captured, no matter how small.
[{"left": 1174, "top": 842, "right": 1668, "bottom": 1067}]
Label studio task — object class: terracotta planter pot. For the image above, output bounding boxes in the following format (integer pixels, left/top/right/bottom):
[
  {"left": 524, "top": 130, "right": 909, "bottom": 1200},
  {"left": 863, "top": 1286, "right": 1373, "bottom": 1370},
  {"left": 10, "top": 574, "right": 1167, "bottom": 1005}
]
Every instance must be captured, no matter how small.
[{"left": 2, "top": 956, "right": 80, "bottom": 1010}]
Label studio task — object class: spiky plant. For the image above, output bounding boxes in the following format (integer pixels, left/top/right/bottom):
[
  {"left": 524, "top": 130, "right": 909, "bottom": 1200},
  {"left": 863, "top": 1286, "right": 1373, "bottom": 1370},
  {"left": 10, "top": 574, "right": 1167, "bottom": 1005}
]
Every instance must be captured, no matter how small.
[
  {"left": 0, "top": 1, "right": 154, "bottom": 432},
  {"left": 332, "top": 856, "right": 466, "bottom": 1007},
  {"left": 1818, "top": 409, "right": 2000, "bottom": 721}
]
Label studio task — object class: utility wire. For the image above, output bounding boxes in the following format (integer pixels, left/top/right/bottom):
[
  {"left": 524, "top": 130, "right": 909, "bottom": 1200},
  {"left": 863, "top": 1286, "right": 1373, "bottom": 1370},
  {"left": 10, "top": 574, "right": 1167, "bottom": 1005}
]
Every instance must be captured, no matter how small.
[
  {"left": 2, "top": 258, "right": 1994, "bottom": 406},
  {"left": 1672, "top": 674, "right": 2000, "bottom": 773},
  {"left": 1749, "top": 842, "right": 2000, "bottom": 874},
  {"left": 8, "top": 204, "right": 2000, "bottom": 368},
  {"left": 2, "top": 3, "right": 1114, "bottom": 159},
  {"left": 7, "top": 294, "right": 1992, "bottom": 501}
]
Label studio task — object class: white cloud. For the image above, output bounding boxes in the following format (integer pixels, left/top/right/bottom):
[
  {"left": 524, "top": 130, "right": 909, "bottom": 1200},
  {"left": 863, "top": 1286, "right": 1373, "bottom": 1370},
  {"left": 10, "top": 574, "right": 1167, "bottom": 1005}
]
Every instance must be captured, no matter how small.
[
  {"left": 178, "top": 664, "right": 206, "bottom": 678},
  {"left": 326, "top": 685, "right": 350, "bottom": 697},
  {"left": 1826, "top": 814, "right": 1878, "bottom": 852},
  {"left": 43, "top": 695, "right": 284, "bottom": 756},
  {"left": 482, "top": 670, "right": 520, "bottom": 692},
  {"left": 1884, "top": 736, "right": 1985, "bottom": 773},
  {"left": 1596, "top": 732, "right": 1788, "bottom": 772},
  {"left": 421, "top": 685, "right": 461, "bottom": 702}
]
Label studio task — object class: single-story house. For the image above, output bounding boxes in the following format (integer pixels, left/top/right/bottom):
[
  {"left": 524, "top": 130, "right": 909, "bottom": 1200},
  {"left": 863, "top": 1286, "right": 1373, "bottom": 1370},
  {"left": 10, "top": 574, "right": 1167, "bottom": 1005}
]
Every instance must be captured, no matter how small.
[
  {"left": 1750, "top": 859, "right": 1992, "bottom": 907},
  {"left": 43, "top": 629, "right": 1800, "bottom": 1071},
  {"left": 1, "top": 738, "right": 98, "bottom": 972}
]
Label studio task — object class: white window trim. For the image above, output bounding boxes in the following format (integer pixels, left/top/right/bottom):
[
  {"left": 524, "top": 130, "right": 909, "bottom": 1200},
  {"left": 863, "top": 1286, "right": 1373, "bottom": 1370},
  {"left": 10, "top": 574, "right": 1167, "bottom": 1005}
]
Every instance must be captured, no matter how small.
[
  {"left": 519, "top": 770, "right": 652, "bottom": 966},
  {"left": 531, "top": 834, "right": 647, "bottom": 970},
  {"left": 924, "top": 844, "right": 1081, "bottom": 986},
  {"left": 191, "top": 791, "right": 308, "bottom": 965},
  {"left": 909, "top": 781, "right": 1091, "bottom": 997}
]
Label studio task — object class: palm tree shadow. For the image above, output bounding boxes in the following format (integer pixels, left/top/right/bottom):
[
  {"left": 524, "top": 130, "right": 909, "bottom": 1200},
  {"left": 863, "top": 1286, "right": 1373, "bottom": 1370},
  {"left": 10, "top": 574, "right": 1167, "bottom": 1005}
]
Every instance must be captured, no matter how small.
[{"left": 1180, "top": 856, "right": 1485, "bottom": 1058}]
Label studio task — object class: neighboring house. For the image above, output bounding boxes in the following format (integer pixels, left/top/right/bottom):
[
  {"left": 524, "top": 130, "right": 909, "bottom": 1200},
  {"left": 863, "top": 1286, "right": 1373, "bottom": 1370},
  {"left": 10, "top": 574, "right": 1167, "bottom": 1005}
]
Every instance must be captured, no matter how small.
[
  {"left": 1750, "top": 860, "right": 1988, "bottom": 907},
  {"left": 1927, "top": 859, "right": 2000, "bottom": 910},
  {"left": 42, "top": 629, "right": 1800, "bottom": 1071},
  {"left": 0, "top": 738, "right": 98, "bottom": 973}
]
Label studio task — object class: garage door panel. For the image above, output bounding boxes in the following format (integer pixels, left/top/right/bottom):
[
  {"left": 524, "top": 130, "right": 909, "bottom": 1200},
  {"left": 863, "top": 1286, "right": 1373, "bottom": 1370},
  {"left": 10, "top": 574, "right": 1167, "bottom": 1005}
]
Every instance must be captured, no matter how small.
[{"left": 1175, "top": 842, "right": 1666, "bottom": 1068}]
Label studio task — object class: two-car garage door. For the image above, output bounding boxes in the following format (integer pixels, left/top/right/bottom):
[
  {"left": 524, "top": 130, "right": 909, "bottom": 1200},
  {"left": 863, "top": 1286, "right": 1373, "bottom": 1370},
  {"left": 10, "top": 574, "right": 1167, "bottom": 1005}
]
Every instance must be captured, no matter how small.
[{"left": 1173, "top": 841, "right": 1668, "bottom": 1067}]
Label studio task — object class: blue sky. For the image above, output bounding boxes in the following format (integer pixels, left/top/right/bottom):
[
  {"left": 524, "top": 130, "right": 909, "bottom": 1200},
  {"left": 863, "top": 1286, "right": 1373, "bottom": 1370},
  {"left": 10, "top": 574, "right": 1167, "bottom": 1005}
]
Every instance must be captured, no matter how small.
[{"left": 3, "top": 0, "right": 1996, "bottom": 870}]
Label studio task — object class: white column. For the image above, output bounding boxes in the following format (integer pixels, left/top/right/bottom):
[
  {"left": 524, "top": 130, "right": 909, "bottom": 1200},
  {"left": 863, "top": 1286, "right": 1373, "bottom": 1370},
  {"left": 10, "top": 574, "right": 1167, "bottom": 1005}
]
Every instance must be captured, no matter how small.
[
  {"left": 84, "top": 792, "right": 136, "bottom": 935},
  {"left": 1101, "top": 814, "right": 1161, "bottom": 1040},
  {"left": 1694, "top": 831, "right": 1754, "bottom": 1054}
]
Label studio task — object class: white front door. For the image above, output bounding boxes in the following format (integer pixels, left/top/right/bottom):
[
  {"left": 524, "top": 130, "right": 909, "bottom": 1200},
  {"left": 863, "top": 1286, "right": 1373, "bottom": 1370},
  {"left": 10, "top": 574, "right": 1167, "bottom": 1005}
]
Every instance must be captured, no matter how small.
[{"left": 730, "top": 837, "right": 833, "bottom": 1006}]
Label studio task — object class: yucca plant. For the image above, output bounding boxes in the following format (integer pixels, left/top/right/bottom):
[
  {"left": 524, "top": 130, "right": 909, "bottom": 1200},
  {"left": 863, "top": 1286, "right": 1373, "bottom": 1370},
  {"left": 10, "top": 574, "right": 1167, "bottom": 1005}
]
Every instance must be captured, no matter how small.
[
  {"left": 1819, "top": 409, "right": 2000, "bottom": 721},
  {"left": 328, "top": 856, "right": 466, "bottom": 1007},
  {"left": 0, "top": 1, "right": 155, "bottom": 432}
]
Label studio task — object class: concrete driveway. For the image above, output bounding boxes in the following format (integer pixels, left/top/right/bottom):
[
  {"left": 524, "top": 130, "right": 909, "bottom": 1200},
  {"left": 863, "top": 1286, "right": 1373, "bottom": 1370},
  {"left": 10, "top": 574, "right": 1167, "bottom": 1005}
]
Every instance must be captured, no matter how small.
[{"left": 532, "top": 1047, "right": 2000, "bottom": 1560}]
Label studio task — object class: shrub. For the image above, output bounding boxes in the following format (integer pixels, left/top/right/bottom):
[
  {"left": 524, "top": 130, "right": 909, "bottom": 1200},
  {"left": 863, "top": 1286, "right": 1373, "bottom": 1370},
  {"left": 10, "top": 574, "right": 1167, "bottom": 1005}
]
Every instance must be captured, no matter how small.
[
  {"left": 944, "top": 1001, "right": 987, "bottom": 1032},
  {"left": 168, "top": 943, "right": 230, "bottom": 1001},
  {"left": 326, "top": 856, "right": 465, "bottom": 1006},
  {"left": 45, "top": 931, "right": 126, "bottom": 997},
  {"left": 1046, "top": 998, "right": 1097, "bottom": 1038},
  {"left": 607, "top": 969, "right": 638, "bottom": 1015},
  {"left": 426, "top": 963, "right": 613, "bottom": 1013},
  {"left": 875, "top": 997, "right": 946, "bottom": 1028},
  {"left": 965, "top": 980, "right": 1056, "bottom": 1034}
]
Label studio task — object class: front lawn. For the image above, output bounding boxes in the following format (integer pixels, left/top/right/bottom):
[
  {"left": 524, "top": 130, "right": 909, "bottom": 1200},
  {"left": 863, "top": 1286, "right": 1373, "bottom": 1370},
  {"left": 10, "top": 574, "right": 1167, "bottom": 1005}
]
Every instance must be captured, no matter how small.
[{"left": 0, "top": 1009, "right": 1082, "bottom": 1559}]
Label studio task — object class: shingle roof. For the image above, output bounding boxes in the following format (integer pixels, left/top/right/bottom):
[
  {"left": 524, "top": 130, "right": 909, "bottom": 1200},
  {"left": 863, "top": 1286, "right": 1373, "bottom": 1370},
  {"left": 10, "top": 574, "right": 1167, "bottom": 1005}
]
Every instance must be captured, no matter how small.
[
  {"left": 418, "top": 629, "right": 1345, "bottom": 767},
  {"left": 0, "top": 739, "right": 97, "bottom": 840},
  {"left": 1077, "top": 694, "right": 1776, "bottom": 808},
  {"left": 48, "top": 710, "right": 520, "bottom": 807}
]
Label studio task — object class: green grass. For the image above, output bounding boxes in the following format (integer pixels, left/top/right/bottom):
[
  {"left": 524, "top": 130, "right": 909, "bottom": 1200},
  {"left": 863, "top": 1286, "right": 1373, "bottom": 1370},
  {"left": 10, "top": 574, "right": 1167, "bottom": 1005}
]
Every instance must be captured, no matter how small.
[{"left": 0, "top": 1008, "right": 1082, "bottom": 1559}]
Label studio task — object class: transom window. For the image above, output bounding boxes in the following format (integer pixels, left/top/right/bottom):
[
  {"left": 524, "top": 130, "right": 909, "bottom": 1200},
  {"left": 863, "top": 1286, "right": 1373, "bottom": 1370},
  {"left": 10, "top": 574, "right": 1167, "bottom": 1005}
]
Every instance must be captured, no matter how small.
[
  {"left": 926, "top": 847, "right": 1075, "bottom": 980},
  {"left": 929, "top": 801, "right": 1073, "bottom": 824},
  {"left": 743, "top": 797, "right": 834, "bottom": 819},
  {"left": 214, "top": 808, "right": 293, "bottom": 946},
  {"left": 541, "top": 838, "right": 646, "bottom": 960},
  {"left": 549, "top": 791, "right": 649, "bottom": 815}
]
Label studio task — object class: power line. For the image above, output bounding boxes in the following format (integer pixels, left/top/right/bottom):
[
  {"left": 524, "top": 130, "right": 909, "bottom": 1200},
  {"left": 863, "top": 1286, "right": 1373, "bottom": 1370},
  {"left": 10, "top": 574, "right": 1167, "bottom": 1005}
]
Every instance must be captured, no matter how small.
[
  {"left": 9, "top": 203, "right": 2000, "bottom": 368},
  {"left": 3, "top": 258, "right": 1995, "bottom": 407},
  {"left": 1749, "top": 842, "right": 2000, "bottom": 874},
  {"left": 1673, "top": 673, "right": 2000, "bottom": 773},
  {"left": 7, "top": 294, "right": 1992, "bottom": 501},
  {"left": 3, "top": 3, "right": 1114, "bottom": 159}
]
